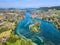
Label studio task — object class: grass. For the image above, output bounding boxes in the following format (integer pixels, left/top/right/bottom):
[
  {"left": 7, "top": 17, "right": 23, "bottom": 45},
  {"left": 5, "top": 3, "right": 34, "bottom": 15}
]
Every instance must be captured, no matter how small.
[
  {"left": 7, "top": 38, "right": 37, "bottom": 45},
  {"left": 7, "top": 40, "right": 21, "bottom": 45},
  {"left": 0, "top": 30, "right": 12, "bottom": 38},
  {"left": 6, "top": 33, "right": 37, "bottom": 45}
]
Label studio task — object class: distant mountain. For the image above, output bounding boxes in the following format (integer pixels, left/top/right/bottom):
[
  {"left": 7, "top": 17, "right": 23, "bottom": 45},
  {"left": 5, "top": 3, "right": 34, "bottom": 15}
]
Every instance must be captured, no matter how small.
[
  {"left": 0, "top": 8, "right": 16, "bottom": 10},
  {"left": 20, "top": 8, "right": 37, "bottom": 10},
  {"left": 0, "top": 6, "right": 60, "bottom": 11},
  {"left": 0, "top": 8, "right": 6, "bottom": 10},
  {"left": 37, "top": 6, "right": 60, "bottom": 11},
  {"left": 0, "top": 8, "right": 33, "bottom": 10}
]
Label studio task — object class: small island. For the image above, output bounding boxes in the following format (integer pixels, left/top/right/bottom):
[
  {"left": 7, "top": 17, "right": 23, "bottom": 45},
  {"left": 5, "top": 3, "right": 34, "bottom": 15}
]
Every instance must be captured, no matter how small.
[{"left": 29, "top": 22, "right": 40, "bottom": 33}]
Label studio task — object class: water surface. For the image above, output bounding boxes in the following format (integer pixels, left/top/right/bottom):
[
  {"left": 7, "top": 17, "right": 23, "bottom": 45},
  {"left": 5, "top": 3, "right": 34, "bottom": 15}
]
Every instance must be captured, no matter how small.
[{"left": 15, "top": 11, "right": 60, "bottom": 45}]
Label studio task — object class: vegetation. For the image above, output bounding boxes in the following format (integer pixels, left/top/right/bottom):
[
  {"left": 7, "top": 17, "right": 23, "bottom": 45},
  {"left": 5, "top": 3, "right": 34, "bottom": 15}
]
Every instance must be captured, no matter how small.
[
  {"left": 29, "top": 22, "right": 40, "bottom": 33},
  {"left": 6, "top": 32, "right": 37, "bottom": 45},
  {"left": 0, "top": 30, "right": 37, "bottom": 45},
  {"left": 42, "top": 16, "right": 60, "bottom": 30},
  {"left": 31, "top": 9, "right": 60, "bottom": 30},
  {"left": 0, "top": 9, "right": 37, "bottom": 45},
  {"left": 0, "top": 7, "right": 60, "bottom": 45}
]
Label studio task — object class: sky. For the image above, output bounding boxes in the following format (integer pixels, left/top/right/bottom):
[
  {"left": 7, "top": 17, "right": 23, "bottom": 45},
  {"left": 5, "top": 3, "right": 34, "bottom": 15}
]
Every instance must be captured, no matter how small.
[{"left": 0, "top": 0, "right": 60, "bottom": 8}]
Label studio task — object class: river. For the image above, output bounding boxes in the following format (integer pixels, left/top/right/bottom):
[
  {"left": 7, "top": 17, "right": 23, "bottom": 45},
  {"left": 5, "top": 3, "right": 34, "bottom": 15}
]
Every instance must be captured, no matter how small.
[{"left": 15, "top": 11, "right": 60, "bottom": 45}]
